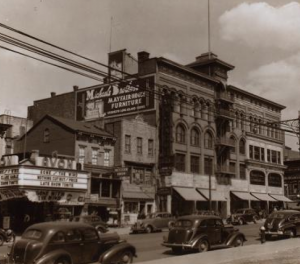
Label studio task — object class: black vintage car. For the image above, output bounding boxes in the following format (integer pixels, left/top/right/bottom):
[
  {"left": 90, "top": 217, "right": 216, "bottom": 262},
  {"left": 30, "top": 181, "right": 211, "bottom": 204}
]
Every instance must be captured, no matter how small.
[
  {"left": 227, "top": 208, "right": 259, "bottom": 225},
  {"left": 8, "top": 222, "right": 136, "bottom": 264},
  {"left": 262, "top": 210, "right": 300, "bottom": 239},
  {"left": 72, "top": 215, "right": 108, "bottom": 233},
  {"left": 162, "top": 215, "right": 246, "bottom": 254}
]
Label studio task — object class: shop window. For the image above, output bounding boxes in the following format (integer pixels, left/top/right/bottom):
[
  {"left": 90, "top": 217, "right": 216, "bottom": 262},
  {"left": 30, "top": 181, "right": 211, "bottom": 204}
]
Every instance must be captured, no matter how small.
[
  {"left": 191, "top": 155, "right": 200, "bottom": 173},
  {"left": 43, "top": 128, "right": 50, "bottom": 143},
  {"left": 101, "top": 179, "right": 110, "bottom": 197},
  {"left": 124, "top": 202, "right": 138, "bottom": 213},
  {"left": 250, "top": 170, "right": 265, "bottom": 185},
  {"left": 148, "top": 139, "right": 154, "bottom": 156},
  {"left": 175, "top": 153, "right": 185, "bottom": 172},
  {"left": 125, "top": 135, "right": 131, "bottom": 153},
  {"left": 190, "top": 128, "right": 200, "bottom": 146},
  {"left": 176, "top": 124, "right": 186, "bottom": 144},
  {"left": 137, "top": 137, "right": 143, "bottom": 155},
  {"left": 268, "top": 173, "right": 282, "bottom": 187}
]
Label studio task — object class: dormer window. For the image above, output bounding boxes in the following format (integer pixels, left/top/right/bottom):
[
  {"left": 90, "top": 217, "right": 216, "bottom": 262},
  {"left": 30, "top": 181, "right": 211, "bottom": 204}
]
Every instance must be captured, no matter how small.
[{"left": 43, "top": 129, "right": 50, "bottom": 143}]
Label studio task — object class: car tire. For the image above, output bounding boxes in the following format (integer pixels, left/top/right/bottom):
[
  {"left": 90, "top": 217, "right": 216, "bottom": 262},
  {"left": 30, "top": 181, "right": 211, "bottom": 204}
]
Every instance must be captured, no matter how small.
[
  {"left": 118, "top": 250, "right": 133, "bottom": 264},
  {"left": 286, "top": 229, "right": 296, "bottom": 238},
  {"left": 146, "top": 226, "right": 153, "bottom": 233},
  {"left": 233, "top": 236, "right": 244, "bottom": 247},
  {"left": 96, "top": 226, "right": 106, "bottom": 233},
  {"left": 54, "top": 258, "right": 71, "bottom": 264},
  {"left": 197, "top": 239, "right": 209, "bottom": 253},
  {"left": 0, "top": 235, "right": 4, "bottom": 246},
  {"left": 7, "top": 233, "right": 15, "bottom": 243},
  {"left": 172, "top": 247, "right": 182, "bottom": 254},
  {"left": 238, "top": 218, "right": 244, "bottom": 225}
]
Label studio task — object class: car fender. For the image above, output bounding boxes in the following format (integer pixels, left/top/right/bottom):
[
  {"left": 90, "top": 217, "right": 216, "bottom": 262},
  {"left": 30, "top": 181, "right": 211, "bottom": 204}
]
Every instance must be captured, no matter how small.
[
  {"left": 35, "top": 249, "right": 72, "bottom": 264},
  {"left": 99, "top": 242, "right": 136, "bottom": 264},
  {"left": 225, "top": 232, "right": 247, "bottom": 247},
  {"left": 190, "top": 234, "right": 210, "bottom": 248}
]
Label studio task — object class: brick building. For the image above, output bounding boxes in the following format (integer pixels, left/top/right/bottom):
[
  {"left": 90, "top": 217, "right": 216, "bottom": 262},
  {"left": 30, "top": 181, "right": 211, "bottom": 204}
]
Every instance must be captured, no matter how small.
[{"left": 26, "top": 49, "right": 290, "bottom": 218}]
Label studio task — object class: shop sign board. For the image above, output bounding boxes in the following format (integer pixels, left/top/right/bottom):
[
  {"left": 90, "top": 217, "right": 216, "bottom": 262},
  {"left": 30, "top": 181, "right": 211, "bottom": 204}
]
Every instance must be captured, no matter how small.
[
  {"left": 0, "top": 166, "right": 88, "bottom": 190},
  {"left": 76, "top": 76, "right": 155, "bottom": 121},
  {"left": 114, "top": 167, "right": 130, "bottom": 177}
]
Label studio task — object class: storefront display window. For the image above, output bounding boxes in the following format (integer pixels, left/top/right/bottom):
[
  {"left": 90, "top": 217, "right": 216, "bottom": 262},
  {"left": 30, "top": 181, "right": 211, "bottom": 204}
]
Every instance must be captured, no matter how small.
[{"left": 124, "top": 202, "right": 138, "bottom": 213}]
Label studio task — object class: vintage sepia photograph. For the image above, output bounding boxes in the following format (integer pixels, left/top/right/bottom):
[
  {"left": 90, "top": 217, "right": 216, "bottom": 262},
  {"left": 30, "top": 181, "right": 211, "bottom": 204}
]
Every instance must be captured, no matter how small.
[{"left": 0, "top": 0, "right": 300, "bottom": 263}]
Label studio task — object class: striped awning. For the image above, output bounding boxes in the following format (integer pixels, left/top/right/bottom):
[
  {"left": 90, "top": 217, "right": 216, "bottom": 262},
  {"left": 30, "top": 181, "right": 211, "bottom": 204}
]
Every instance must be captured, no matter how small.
[
  {"left": 174, "top": 187, "right": 206, "bottom": 201},
  {"left": 269, "top": 194, "right": 292, "bottom": 202},
  {"left": 197, "top": 189, "right": 226, "bottom": 201},
  {"left": 231, "top": 191, "right": 259, "bottom": 201},
  {"left": 251, "top": 192, "right": 276, "bottom": 202}
]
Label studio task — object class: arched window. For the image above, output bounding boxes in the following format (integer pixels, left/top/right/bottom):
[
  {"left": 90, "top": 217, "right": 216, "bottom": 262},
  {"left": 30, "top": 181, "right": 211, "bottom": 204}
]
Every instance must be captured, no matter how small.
[
  {"left": 43, "top": 128, "right": 50, "bottom": 143},
  {"left": 204, "top": 131, "right": 213, "bottom": 149},
  {"left": 230, "top": 136, "right": 236, "bottom": 153},
  {"left": 268, "top": 173, "right": 282, "bottom": 187},
  {"left": 190, "top": 128, "right": 200, "bottom": 146},
  {"left": 239, "top": 139, "right": 246, "bottom": 155},
  {"left": 176, "top": 124, "right": 186, "bottom": 143}
]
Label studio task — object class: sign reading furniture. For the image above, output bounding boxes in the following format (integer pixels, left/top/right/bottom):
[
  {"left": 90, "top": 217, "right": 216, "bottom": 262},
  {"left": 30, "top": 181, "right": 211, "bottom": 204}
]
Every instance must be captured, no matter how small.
[{"left": 76, "top": 76, "right": 155, "bottom": 121}]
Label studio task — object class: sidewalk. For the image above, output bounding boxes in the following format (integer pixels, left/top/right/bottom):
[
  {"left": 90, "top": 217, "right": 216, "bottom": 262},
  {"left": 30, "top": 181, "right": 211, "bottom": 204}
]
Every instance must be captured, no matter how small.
[
  {"left": 108, "top": 226, "right": 131, "bottom": 235},
  {"left": 140, "top": 238, "right": 300, "bottom": 264}
]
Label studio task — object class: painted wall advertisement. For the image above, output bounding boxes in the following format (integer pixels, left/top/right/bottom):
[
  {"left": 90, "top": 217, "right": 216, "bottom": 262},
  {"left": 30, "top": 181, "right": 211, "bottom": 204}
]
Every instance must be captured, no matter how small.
[{"left": 76, "top": 76, "right": 155, "bottom": 121}]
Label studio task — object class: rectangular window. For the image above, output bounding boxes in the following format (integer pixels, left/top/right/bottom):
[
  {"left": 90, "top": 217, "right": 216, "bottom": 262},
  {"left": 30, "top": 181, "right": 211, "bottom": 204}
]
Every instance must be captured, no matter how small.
[
  {"left": 101, "top": 179, "right": 110, "bottom": 197},
  {"left": 261, "top": 148, "right": 265, "bottom": 161},
  {"left": 249, "top": 145, "right": 254, "bottom": 159},
  {"left": 229, "top": 162, "right": 235, "bottom": 174},
  {"left": 125, "top": 135, "right": 131, "bottom": 153},
  {"left": 137, "top": 137, "right": 143, "bottom": 155},
  {"left": 124, "top": 202, "right": 138, "bottom": 213},
  {"left": 148, "top": 139, "right": 154, "bottom": 156},
  {"left": 204, "top": 157, "right": 213, "bottom": 175},
  {"left": 254, "top": 146, "right": 260, "bottom": 160},
  {"left": 267, "top": 149, "right": 271, "bottom": 162},
  {"left": 271, "top": 150, "right": 277, "bottom": 163},
  {"left": 190, "top": 156, "right": 200, "bottom": 173},
  {"left": 92, "top": 148, "right": 98, "bottom": 165},
  {"left": 277, "top": 151, "right": 281, "bottom": 164},
  {"left": 104, "top": 149, "right": 110, "bottom": 167},
  {"left": 175, "top": 153, "right": 185, "bottom": 172},
  {"left": 240, "top": 164, "right": 246, "bottom": 180},
  {"left": 78, "top": 146, "right": 86, "bottom": 164}
]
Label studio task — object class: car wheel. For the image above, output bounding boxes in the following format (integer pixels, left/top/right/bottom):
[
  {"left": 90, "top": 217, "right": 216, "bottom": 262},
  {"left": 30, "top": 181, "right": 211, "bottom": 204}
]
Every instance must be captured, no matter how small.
[
  {"left": 238, "top": 218, "right": 244, "bottom": 225},
  {"left": 172, "top": 247, "right": 182, "bottom": 254},
  {"left": 7, "top": 233, "right": 15, "bottom": 243},
  {"left": 286, "top": 229, "right": 296, "bottom": 238},
  {"left": 96, "top": 226, "right": 105, "bottom": 233},
  {"left": 54, "top": 258, "right": 71, "bottom": 264},
  {"left": 197, "top": 239, "right": 209, "bottom": 253},
  {"left": 233, "top": 236, "right": 244, "bottom": 247},
  {"left": 146, "top": 226, "right": 153, "bottom": 233},
  {"left": 118, "top": 251, "right": 133, "bottom": 264},
  {"left": 0, "top": 235, "right": 4, "bottom": 246}
]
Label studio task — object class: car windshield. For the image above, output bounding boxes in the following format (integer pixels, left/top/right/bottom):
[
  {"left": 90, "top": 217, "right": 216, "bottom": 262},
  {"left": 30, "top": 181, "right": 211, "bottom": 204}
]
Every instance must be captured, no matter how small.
[
  {"left": 269, "top": 213, "right": 286, "bottom": 219},
  {"left": 22, "top": 229, "right": 43, "bottom": 240},
  {"left": 235, "top": 209, "right": 245, "bottom": 214},
  {"left": 146, "top": 214, "right": 154, "bottom": 219},
  {"left": 174, "top": 220, "right": 193, "bottom": 228}
]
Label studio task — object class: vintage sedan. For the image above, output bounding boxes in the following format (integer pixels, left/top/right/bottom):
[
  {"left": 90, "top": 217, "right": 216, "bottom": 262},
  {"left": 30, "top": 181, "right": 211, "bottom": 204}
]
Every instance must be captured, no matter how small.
[
  {"left": 72, "top": 215, "right": 108, "bottom": 233},
  {"left": 262, "top": 210, "right": 300, "bottom": 239},
  {"left": 131, "top": 212, "right": 174, "bottom": 233},
  {"left": 8, "top": 222, "right": 136, "bottom": 264},
  {"left": 162, "top": 215, "right": 246, "bottom": 254},
  {"left": 227, "top": 208, "right": 259, "bottom": 225}
]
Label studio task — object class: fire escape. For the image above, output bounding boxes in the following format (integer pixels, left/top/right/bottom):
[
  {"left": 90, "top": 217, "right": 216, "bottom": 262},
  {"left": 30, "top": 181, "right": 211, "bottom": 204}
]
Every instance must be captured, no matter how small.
[{"left": 215, "top": 90, "right": 236, "bottom": 184}]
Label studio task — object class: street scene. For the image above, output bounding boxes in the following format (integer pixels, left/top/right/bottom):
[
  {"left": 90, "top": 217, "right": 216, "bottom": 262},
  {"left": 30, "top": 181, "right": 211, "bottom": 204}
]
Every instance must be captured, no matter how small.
[{"left": 1, "top": 0, "right": 300, "bottom": 263}]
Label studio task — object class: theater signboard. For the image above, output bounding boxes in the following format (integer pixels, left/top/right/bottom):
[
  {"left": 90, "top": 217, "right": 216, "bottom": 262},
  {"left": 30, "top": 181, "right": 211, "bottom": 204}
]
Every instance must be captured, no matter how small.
[{"left": 76, "top": 76, "right": 155, "bottom": 121}]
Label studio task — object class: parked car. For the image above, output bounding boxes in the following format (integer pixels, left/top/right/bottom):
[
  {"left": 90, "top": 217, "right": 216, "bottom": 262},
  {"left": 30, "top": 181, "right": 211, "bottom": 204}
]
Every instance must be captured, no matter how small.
[
  {"left": 131, "top": 212, "right": 174, "bottom": 233},
  {"left": 162, "top": 215, "right": 246, "bottom": 254},
  {"left": 72, "top": 215, "right": 108, "bottom": 233},
  {"left": 7, "top": 222, "right": 136, "bottom": 264},
  {"left": 262, "top": 210, "right": 300, "bottom": 240},
  {"left": 195, "top": 210, "right": 220, "bottom": 216},
  {"left": 226, "top": 208, "right": 259, "bottom": 225}
]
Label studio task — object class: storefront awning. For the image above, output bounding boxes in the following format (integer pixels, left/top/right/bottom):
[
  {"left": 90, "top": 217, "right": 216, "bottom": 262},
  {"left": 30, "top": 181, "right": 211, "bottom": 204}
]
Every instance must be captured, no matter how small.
[
  {"left": 269, "top": 194, "right": 293, "bottom": 202},
  {"left": 251, "top": 192, "right": 276, "bottom": 202},
  {"left": 197, "top": 189, "right": 226, "bottom": 201},
  {"left": 231, "top": 191, "right": 259, "bottom": 201},
  {"left": 174, "top": 187, "right": 206, "bottom": 201}
]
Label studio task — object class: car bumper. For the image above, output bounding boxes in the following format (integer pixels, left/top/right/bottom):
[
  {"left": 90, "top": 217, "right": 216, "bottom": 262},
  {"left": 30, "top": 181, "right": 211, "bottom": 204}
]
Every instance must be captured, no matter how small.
[
  {"left": 264, "top": 230, "right": 284, "bottom": 236},
  {"left": 162, "top": 242, "right": 193, "bottom": 249},
  {"left": 131, "top": 227, "right": 146, "bottom": 233}
]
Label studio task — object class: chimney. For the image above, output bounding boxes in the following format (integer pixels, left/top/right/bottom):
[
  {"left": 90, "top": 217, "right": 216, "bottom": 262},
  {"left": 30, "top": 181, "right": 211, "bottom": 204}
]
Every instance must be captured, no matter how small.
[
  {"left": 73, "top": 85, "right": 79, "bottom": 91},
  {"left": 50, "top": 92, "right": 56, "bottom": 98},
  {"left": 138, "top": 51, "right": 150, "bottom": 63}
]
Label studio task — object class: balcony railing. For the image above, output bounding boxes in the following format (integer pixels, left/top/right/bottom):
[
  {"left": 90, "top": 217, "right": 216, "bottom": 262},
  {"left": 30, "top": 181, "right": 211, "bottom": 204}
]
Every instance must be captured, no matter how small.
[
  {"left": 215, "top": 137, "right": 235, "bottom": 147},
  {"left": 216, "top": 92, "right": 235, "bottom": 103},
  {"left": 215, "top": 109, "right": 235, "bottom": 119},
  {"left": 215, "top": 165, "right": 236, "bottom": 175}
]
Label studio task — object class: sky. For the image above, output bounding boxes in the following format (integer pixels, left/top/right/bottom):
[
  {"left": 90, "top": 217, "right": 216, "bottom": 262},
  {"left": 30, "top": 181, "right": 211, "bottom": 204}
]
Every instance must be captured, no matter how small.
[{"left": 0, "top": 0, "right": 299, "bottom": 149}]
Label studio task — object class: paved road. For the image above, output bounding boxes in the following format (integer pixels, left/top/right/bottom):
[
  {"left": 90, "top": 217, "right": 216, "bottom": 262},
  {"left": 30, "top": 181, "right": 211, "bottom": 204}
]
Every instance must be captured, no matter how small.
[{"left": 120, "top": 221, "right": 264, "bottom": 263}]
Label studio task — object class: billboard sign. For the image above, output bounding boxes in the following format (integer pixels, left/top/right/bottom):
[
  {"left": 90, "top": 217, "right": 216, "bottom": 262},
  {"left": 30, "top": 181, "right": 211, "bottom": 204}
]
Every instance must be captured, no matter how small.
[{"left": 76, "top": 76, "right": 155, "bottom": 121}]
